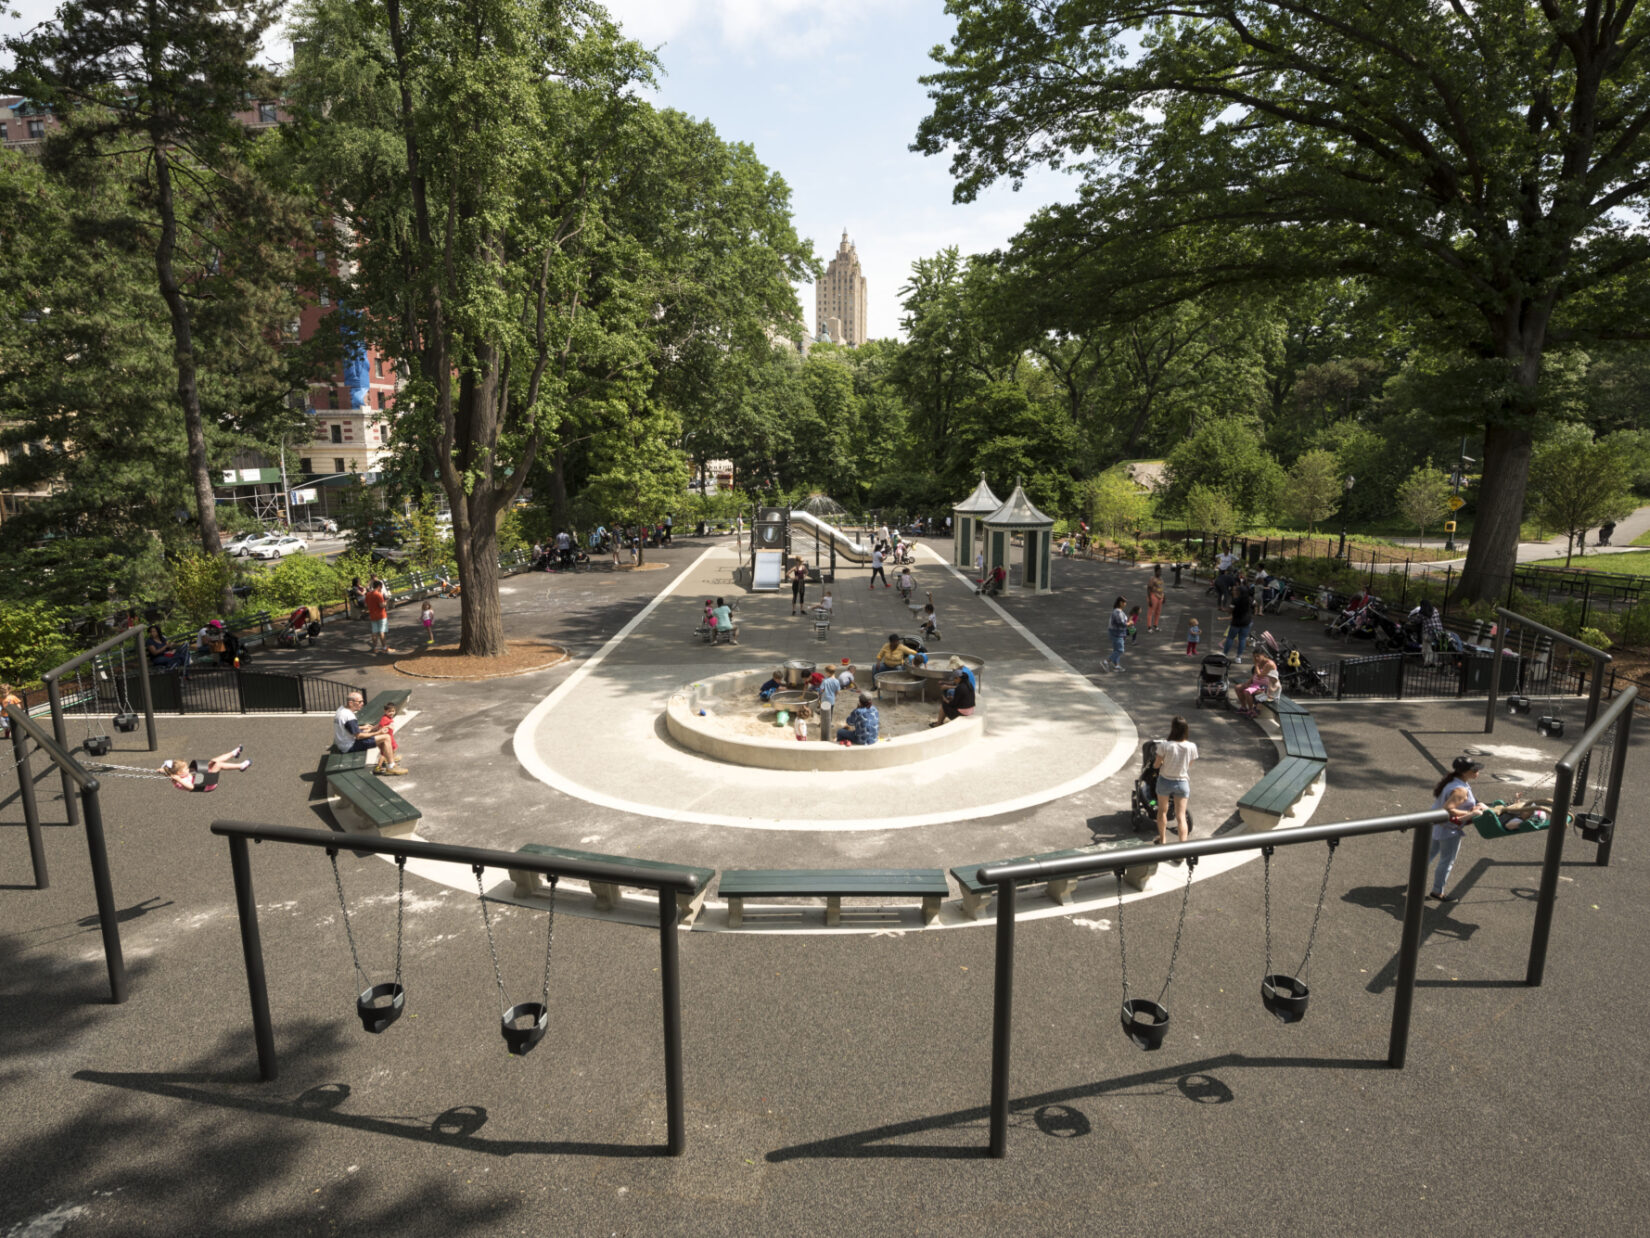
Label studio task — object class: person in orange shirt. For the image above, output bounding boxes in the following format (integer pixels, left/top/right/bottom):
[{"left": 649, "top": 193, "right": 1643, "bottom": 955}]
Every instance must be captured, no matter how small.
[{"left": 363, "top": 578, "right": 390, "bottom": 654}]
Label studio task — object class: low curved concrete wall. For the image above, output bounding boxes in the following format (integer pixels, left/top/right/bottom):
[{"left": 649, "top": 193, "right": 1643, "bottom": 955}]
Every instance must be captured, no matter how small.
[{"left": 665, "top": 668, "right": 984, "bottom": 771}]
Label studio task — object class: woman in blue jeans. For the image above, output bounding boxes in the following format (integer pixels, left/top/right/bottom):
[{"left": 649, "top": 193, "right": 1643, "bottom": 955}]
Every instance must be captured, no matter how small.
[
  {"left": 1428, "top": 756, "right": 1482, "bottom": 900},
  {"left": 1104, "top": 596, "right": 1129, "bottom": 671}
]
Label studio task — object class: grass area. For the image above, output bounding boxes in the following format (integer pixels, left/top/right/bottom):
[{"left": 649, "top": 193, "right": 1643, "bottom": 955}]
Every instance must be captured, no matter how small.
[
  {"left": 1523, "top": 551, "right": 1650, "bottom": 576},
  {"left": 1632, "top": 527, "right": 1650, "bottom": 548}
]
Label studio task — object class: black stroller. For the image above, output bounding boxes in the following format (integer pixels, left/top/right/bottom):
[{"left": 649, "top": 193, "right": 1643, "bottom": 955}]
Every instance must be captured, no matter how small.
[
  {"left": 1130, "top": 740, "right": 1197, "bottom": 835},
  {"left": 1195, "top": 654, "right": 1232, "bottom": 709}
]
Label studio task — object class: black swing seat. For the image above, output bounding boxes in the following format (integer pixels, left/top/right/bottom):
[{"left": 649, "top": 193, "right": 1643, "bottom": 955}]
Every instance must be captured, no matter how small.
[
  {"left": 1121, "top": 998, "right": 1171, "bottom": 1051},
  {"left": 1261, "top": 973, "right": 1310, "bottom": 1023},
  {"left": 1576, "top": 813, "right": 1613, "bottom": 843},
  {"left": 84, "top": 735, "right": 113, "bottom": 757},
  {"left": 113, "top": 712, "right": 140, "bottom": 733},
  {"left": 356, "top": 982, "right": 406, "bottom": 1034},
  {"left": 501, "top": 1002, "right": 548, "bottom": 1056}
]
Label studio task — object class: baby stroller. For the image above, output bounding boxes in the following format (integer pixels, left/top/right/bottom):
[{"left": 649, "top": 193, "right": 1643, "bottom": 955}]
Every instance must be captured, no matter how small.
[
  {"left": 275, "top": 606, "right": 321, "bottom": 648},
  {"left": 1130, "top": 740, "right": 1198, "bottom": 835},
  {"left": 1195, "top": 654, "right": 1232, "bottom": 709},
  {"left": 977, "top": 566, "right": 1007, "bottom": 597},
  {"left": 1279, "top": 645, "right": 1333, "bottom": 698}
]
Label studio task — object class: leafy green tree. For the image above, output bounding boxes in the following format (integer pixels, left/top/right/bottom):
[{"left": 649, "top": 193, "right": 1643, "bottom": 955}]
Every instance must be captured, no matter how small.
[
  {"left": 5, "top": 0, "right": 316, "bottom": 588},
  {"left": 1184, "top": 484, "right": 1238, "bottom": 540},
  {"left": 0, "top": 601, "right": 75, "bottom": 687},
  {"left": 1085, "top": 469, "right": 1151, "bottom": 541},
  {"left": 1285, "top": 449, "right": 1343, "bottom": 537},
  {"left": 917, "top": 1, "right": 1650, "bottom": 600},
  {"left": 577, "top": 404, "right": 688, "bottom": 566},
  {"left": 245, "top": 553, "right": 343, "bottom": 611},
  {"left": 1162, "top": 420, "right": 1285, "bottom": 526},
  {"left": 288, "top": 0, "right": 655, "bottom": 654},
  {"left": 1394, "top": 466, "right": 1453, "bottom": 545},
  {"left": 1528, "top": 426, "right": 1638, "bottom": 565},
  {"left": 170, "top": 550, "right": 234, "bottom": 625}
]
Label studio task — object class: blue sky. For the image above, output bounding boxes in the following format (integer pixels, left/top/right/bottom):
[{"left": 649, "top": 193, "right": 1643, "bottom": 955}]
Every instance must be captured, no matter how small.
[
  {"left": 3, "top": 0, "right": 1078, "bottom": 340},
  {"left": 602, "top": 0, "right": 1076, "bottom": 340}
]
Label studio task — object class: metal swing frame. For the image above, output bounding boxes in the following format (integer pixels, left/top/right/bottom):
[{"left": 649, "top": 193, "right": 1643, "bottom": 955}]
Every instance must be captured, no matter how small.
[
  {"left": 43, "top": 625, "right": 158, "bottom": 827},
  {"left": 209, "top": 819, "right": 698, "bottom": 1156}
]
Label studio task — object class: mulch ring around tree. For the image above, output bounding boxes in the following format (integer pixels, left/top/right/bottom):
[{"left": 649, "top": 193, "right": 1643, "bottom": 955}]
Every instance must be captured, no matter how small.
[{"left": 391, "top": 640, "right": 570, "bottom": 680}]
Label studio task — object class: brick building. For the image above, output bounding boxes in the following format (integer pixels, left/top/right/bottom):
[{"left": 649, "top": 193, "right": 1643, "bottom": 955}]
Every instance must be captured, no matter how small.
[{"left": 814, "top": 229, "right": 868, "bottom": 346}]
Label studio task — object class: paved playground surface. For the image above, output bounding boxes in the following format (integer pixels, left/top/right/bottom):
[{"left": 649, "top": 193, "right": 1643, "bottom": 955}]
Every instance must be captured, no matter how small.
[{"left": 2, "top": 536, "right": 1647, "bottom": 1236}]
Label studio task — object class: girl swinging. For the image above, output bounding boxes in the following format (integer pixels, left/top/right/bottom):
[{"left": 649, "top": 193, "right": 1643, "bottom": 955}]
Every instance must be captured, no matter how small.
[{"left": 158, "top": 746, "right": 252, "bottom": 792}]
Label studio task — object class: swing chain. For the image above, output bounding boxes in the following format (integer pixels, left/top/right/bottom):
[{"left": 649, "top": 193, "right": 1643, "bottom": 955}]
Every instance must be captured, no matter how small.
[
  {"left": 474, "top": 864, "right": 510, "bottom": 1014},
  {"left": 329, "top": 850, "right": 370, "bottom": 992},
  {"left": 539, "top": 876, "right": 557, "bottom": 1006},
  {"left": 394, "top": 856, "right": 406, "bottom": 986},
  {"left": 1262, "top": 847, "right": 1275, "bottom": 976},
  {"left": 1297, "top": 839, "right": 1339, "bottom": 979},
  {"left": 1157, "top": 857, "right": 1197, "bottom": 1005},
  {"left": 1114, "top": 870, "right": 1130, "bottom": 1002}
]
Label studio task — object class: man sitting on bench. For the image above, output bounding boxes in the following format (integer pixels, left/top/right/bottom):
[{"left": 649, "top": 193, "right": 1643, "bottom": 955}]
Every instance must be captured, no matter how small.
[{"left": 334, "top": 690, "right": 406, "bottom": 775}]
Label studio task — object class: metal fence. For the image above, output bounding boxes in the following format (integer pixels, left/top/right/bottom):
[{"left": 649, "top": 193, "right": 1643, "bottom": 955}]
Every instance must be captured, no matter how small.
[
  {"left": 86, "top": 663, "right": 360, "bottom": 716},
  {"left": 1331, "top": 649, "right": 1586, "bottom": 702}
]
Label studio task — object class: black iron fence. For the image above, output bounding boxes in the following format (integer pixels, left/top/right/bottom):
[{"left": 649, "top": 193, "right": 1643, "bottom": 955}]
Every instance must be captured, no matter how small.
[
  {"left": 86, "top": 663, "right": 360, "bottom": 716},
  {"left": 1332, "top": 648, "right": 1585, "bottom": 702}
]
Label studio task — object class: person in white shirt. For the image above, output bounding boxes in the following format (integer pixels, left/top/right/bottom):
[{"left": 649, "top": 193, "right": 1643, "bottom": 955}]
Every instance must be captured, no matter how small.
[
  {"left": 869, "top": 547, "right": 888, "bottom": 588},
  {"left": 1152, "top": 715, "right": 1198, "bottom": 847},
  {"left": 333, "top": 690, "right": 403, "bottom": 774}
]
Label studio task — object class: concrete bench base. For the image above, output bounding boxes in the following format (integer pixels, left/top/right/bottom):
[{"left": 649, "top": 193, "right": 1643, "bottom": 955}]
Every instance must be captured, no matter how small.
[{"left": 506, "top": 844, "right": 713, "bottom": 926}]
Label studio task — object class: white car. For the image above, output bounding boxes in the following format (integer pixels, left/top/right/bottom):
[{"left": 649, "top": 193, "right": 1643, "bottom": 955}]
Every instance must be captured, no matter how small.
[
  {"left": 252, "top": 535, "right": 308, "bottom": 560},
  {"left": 225, "top": 533, "right": 272, "bottom": 557}
]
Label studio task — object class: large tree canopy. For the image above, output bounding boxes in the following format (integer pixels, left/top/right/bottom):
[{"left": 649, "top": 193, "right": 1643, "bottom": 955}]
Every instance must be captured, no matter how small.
[{"left": 916, "top": 0, "right": 1650, "bottom": 599}]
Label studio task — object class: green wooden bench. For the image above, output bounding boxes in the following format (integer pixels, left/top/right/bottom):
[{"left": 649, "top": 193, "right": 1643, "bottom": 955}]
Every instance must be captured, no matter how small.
[
  {"left": 229, "top": 609, "right": 273, "bottom": 649},
  {"left": 718, "top": 868, "right": 950, "bottom": 927},
  {"left": 323, "top": 749, "right": 370, "bottom": 790},
  {"left": 361, "top": 688, "right": 411, "bottom": 722},
  {"left": 1237, "top": 756, "right": 1327, "bottom": 830},
  {"left": 950, "top": 837, "right": 1157, "bottom": 919},
  {"left": 1278, "top": 712, "right": 1327, "bottom": 762},
  {"left": 507, "top": 844, "right": 715, "bottom": 926},
  {"left": 329, "top": 768, "right": 421, "bottom": 837},
  {"left": 1264, "top": 695, "right": 1310, "bottom": 717}
]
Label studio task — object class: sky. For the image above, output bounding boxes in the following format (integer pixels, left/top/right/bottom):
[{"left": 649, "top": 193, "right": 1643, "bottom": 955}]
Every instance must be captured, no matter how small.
[{"left": 2, "top": 0, "right": 1080, "bottom": 341}]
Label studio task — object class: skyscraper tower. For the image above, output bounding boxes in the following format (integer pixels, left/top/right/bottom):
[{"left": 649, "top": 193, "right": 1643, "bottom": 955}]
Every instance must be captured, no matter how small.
[{"left": 815, "top": 229, "right": 868, "bottom": 346}]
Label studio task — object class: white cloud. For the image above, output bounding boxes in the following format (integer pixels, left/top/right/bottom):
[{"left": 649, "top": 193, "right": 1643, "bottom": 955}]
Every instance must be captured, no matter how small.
[{"left": 607, "top": 0, "right": 905, "bottom": 58}]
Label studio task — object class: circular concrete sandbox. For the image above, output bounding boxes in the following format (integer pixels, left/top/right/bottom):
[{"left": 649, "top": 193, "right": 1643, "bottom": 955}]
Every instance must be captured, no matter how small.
[{"left": 665, "top": 667, "right": 984, "bottom": 771}]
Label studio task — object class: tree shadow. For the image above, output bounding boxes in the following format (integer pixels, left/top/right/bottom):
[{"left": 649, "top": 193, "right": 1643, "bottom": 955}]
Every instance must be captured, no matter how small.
[{"left": 764, "top": 1052, "right": 1386, "bottom": 1162}]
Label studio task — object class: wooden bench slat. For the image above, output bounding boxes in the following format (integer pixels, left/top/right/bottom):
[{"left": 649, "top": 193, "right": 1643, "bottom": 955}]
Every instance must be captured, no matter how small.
[
  {"left": 509, "top": 844, "right": 713, "bottom": 925},
  {"left": 717, "top": 868, "right": 949, "bottom": 898},
  {"left": 1279, "top": 713, "right": 1327, "bottom": 761},
  {"left": 950, "top": 839, "right": 1157, "bottom": 917},
  {"left": 329, "top": 768, "right": 421, "bottom": 837},
  {"left": 1237, "top": 756, "right": 1325, "bottom": 816}
]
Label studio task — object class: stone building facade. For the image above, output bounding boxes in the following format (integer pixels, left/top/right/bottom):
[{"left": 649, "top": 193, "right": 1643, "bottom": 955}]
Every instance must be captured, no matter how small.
[{"left": 815, "top": 230, "right": 868, "bottom": 346}]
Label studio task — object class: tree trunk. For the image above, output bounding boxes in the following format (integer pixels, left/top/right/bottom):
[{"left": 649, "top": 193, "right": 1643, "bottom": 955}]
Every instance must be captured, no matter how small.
[
  {"left": 549, "top": 446, "right": 571, "bottom": 532},
  {"left": 152, "top": 145, "right": 229, "bottom": 609},
  {"left": 454, "top": 511, "right": 505, "bottom": 655},
  {"left": 1455, "top": 422, "right": 1533, "bottom": 601}
]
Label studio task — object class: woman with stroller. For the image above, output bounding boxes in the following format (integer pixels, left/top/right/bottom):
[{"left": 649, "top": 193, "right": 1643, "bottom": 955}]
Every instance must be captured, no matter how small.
[{"left": 1153, "top": 715, "right": 1197, "bottom": 847}]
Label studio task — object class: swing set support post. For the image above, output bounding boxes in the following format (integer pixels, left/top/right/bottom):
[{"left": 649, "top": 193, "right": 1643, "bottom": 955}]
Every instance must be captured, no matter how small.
[
  {"left": 987, "top": 878, "right": 1016, "bottom": 1159},
  {"left": 1484, "top": 607, "right": 1611, "bottom": 736},
  {"left": 80, "top": 786, "right": 128, "bottom": 1004},
  {"left": 978, "top": 810, "right": 1447, "bottom": 1159},
  {"left": 44, "top": 676, "right": 79, "bottom": 827},
  {"left": 4, "top": 704, "right": 127, "bottom": 1002},
  {"left": 659, "top": 885, "right": 686, "bottom": 1157},
  {"left": 8, "top": 709, "right": 47, "bottom": 889},
  {"left": 1527, "top": 685, "right": 1639, "bottom": 984},
  {"left": 1597, "top": 700, "right": 1633, "bottom": 869},
  {"left": 227, "top": 833, "right": 278, "bottom": 1081},
  {"left": 1386, "top": 819, "right": 1432, "bottom": 1069}
]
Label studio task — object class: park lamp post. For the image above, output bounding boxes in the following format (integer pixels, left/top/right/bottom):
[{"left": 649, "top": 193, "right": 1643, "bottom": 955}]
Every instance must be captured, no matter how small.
[
  {"left": 1338, "top": 475, "right": 1355, "bottom": 561},
  {"left": 1444, "top": 437, "right": 1471, "bottom": 553}
]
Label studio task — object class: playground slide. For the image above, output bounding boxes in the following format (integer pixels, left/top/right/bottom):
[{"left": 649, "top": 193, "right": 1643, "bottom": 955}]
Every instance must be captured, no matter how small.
[{"left": 789, "top": 509, "right": 873, "bottom": 564}]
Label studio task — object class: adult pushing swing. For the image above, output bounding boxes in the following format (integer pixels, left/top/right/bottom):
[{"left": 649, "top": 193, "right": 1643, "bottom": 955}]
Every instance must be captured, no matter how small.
[
  {"left": 474, "top": 865, "right": 556, "bottom": 1057},
  {"left": 329, "top": 849, "right": 407, "bottom": 1034},
  {"left": 1113, "top": 858, "right": 1196, "bottom": 1051},
  {"left": 1260, "top": 839, "right": 1337, "bottom": 1024}
]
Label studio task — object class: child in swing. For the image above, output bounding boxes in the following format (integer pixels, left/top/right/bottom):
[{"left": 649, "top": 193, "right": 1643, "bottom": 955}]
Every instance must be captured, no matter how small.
[{"left": 159, "top": 746, "right": 251, "bottom": 792}]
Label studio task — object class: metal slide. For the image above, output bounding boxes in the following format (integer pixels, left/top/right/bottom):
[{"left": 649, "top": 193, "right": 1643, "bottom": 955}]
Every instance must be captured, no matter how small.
[{"left": 788, "top": 509, "right": 873, "bottom": 564}]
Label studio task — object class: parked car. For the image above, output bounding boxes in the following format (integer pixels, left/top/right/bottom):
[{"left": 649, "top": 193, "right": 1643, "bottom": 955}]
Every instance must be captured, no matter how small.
[
  {"left": 225, "top": 532, "right": 272, "bottom": 557},
  {"left": 294, "top": 516, "right": 338, "bottom": 535},
  {"left": 369, "top": 545, "right": 408, "bottom": 565},
  {"left": 252, "top": 535, "right": 308, "bottom": 560}
]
